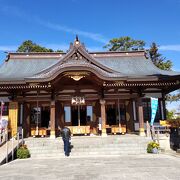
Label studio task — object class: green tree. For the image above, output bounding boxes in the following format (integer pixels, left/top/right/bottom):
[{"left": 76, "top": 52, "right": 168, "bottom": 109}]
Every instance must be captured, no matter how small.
[
  {"left": 104, "top": 36, "right": 145, "bottom": 51},
  {"left": 17, "top": 40, "right": 63, "bottom": 53},
  {"left": 104, "top": 37, "right": 173, "bottom": 71},
  {"left": 166, "top": 109, "right": 175, "bottom": 119},
  {"left": 149, "top": 42, "right": 172, "bottom": 70},
  {"left": 166, "top": 90, "right": 180, "bottom": 102}
]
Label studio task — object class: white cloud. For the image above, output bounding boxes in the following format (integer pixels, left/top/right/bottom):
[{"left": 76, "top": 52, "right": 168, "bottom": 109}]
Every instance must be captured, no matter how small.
[
  {"left": 45, "top": 43, "right": 104, "bottom": 52},
  {"left": 166, "top": 101, "right": 180, "bottom": 111},
  {"left": 172, "top": 67, "right": 180, "bottom": 72},
  {"left": 45, "top": 43, "right": 69, "bottom": 51},
  {"left": 36, "top": 20, "right": 108, "bottom": 44},
  {"left": 1, "top": 5, "right": 22, "bottom": 17},
  {"left": 0, "top": 43, "right": 104, "bottom": 53},
  {"left": 0, "top": 5, "right": 108, "bottom": 44},
  {"left": 159, "top": 45, "right": 180, "bottom": 51},
  {"left": 0, "top": 45, "right": 17, "bottom": 51},
  {"left": 86, "top": 46, "right": 104, "bottom": 52}
]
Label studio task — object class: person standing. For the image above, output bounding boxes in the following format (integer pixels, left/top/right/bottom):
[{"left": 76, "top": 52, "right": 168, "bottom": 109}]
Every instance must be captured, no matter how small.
[{"left": 61, "top": 126, "right": 71, "bottom": 156}]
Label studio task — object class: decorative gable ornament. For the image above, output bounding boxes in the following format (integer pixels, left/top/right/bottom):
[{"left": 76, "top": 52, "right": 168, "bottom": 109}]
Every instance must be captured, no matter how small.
[
  {"left": 64, "top": 72, "right": 90, "bottom": 81},
  {"left": 71, "top": 96, "right": 85, "bottom": 105}
]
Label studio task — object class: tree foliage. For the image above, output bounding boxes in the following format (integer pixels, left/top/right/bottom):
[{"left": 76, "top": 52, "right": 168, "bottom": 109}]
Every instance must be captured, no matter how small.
[
  {"left": 104, "top": 37, "right": 173, "bottom": 71},
  {"left": 166, "top": 109, "right": 175, "bottom": 120},
  {"left": 149, "top": 42, "right": 172, "bottom": 70},
  {"left": 166, "top": 90, "right": 180, "bottom": 102},
  {"left": 167, "top": 118, "right": 180, "bottom": 127},
  {"left": 104, "top": 36, "right": 145, "bottom": 51},
  {"left": 17, "top": 40, "right": 63, "bottom": 53}
]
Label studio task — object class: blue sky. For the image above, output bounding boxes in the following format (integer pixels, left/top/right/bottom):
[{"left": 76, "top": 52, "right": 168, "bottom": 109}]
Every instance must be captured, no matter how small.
[
  {"left": 0, "top": 0, "right": 179, "bottom": 109},
  {"left": 0, "top": 0, "right": 180, "bottom": 68}
]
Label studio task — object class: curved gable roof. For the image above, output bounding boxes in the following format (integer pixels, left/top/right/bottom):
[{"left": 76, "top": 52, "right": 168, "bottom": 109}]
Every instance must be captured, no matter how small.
[
  {"left": 26, "top": 39, "right": 124, "bottom": 82},
  {"left": 0, "top": 38, "right": 179, "bottom": 83}
]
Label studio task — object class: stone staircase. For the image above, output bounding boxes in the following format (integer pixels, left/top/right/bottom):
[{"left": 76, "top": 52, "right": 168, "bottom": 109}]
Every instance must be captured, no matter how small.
[{"left": 25, "top": 134, "right": 151, "bottom": 158}]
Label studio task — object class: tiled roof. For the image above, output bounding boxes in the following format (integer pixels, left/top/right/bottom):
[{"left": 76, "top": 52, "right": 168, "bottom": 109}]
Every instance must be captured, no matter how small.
[
  {"left": 26, "top": 60, "right": 127, "bottom": 82},
  {"left": 0, "top": 58, "right": 58, "bottom": 81},
  {"left": 0, "top": 40, "right": 179, "bottom": 82},
  {"left": 95, "top": 56, "right": 179, "bottom": 76}
]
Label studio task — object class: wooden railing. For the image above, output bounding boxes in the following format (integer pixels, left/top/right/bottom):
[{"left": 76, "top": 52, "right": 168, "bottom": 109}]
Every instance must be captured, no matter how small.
[
  {"left": 0, "top": 129, "right": 24, "bottom": 165},
  {"left": 148, "top": 124, "right": 170, "bottom": 143}
]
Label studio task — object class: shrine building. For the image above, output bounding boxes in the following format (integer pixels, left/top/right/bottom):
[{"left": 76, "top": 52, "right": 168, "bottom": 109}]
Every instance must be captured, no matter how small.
[{"left": 0, "top": 37, "right": 179, "bottom": 138}]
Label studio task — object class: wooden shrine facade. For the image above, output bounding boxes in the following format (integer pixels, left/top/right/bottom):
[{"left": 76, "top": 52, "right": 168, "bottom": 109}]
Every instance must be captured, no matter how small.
[{"left": 0, "top": 38, "right": 179, "bottom": 138}]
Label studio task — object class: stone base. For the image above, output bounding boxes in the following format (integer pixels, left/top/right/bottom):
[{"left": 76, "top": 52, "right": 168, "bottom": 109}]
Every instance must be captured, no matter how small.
[
  {"left": 101, "top": 129, "right": 107, "bottom": 137},
  {"left": 159, "top": 136, "right": 171, "bottom": 151},
  {"left": 50, "top": 134, "right": 56, "bottom": 139},
  {"left": 50, "top": 130, "right": 56, "bottom": 139},
  {"left": 101, "top": 133, "right": 107, "bottom": 137},
  {"left": 139, "top": 128, "right": 146, "bottom": 136},
  {"left": 139, "top": 132, "right": 146, "bottom": 136}
]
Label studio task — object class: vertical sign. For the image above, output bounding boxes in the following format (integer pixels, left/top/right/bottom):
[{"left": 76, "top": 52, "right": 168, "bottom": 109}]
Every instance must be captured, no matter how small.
[
  {"left": 9, "top": 102, "right": 18, "bottom": 137},
  {"left": 150, "top": 97, "right": 158, "bottom": 126}
]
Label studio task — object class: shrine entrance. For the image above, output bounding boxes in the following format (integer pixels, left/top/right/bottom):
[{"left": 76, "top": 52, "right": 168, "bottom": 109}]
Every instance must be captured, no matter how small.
[
  {"left": 71, "top": 105, "right": 86, "bottom": 126},
  {"left": 63, "top": 96, "right": 94, "bottom": 135}
]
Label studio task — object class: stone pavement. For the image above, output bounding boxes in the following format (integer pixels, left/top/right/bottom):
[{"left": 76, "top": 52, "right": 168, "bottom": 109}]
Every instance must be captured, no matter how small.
[{"left": 0, "top": 154, "right": 180, "bottom": 180}]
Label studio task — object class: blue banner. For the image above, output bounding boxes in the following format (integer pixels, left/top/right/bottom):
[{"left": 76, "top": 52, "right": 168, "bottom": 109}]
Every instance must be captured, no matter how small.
[{"left": 150, "top": 97, "right": 158, "bottom": 126}]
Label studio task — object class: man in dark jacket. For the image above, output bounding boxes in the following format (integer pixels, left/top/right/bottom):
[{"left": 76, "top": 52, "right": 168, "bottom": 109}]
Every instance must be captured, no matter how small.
[{"left": 61, "top": 126, "right": 71, "bottom": 156}]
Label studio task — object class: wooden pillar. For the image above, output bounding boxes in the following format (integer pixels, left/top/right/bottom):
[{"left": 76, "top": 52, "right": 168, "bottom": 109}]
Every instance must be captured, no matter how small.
[
  {"left": 160, "top": 99, "right": 164, "bottom": 120},
  {"left": 137, "top": 98, "right": 145, "bottom": 136},
  {"left": 55, "top": 101, "right": 60, "bottom": 128},
  {"left": 125, "top": 100, "right": 134, "bottom": 133},
  {"left": 19, "top": 103, "right": 23, "bottom": 126},
  {"left": 8, "top": 102, "right": 18, "bottom": 137},
  {"left": 100, "top": 99, "right": 107, "bottom": 137},
  {"left": 55, "top": 101, "right": 64, "bottom": 128},
  {"left": 93, "top": 101, "right": 100, "bottom": 124},
  {"left": 60, "top": 103, "right": 65, "bottom": 128},
  {"left": 23, "top": 103, "right": 31, "bottom": 138},
  {"left": 50, "top": 100, "right": 56, "bottom": 139},
  {"left": 162, "top": 93, "right": 167, "bottom": 120}
]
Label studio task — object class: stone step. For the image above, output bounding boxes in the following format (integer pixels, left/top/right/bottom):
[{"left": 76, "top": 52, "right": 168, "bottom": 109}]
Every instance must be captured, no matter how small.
[
  {"left": 30, "top": 150, "right": 147, "bottom": 158},
  {"left": 26, "top": 137, "right": 149, "bottom": 140},
  {"left": 25, "top": 143, "right": 149, "bottom": 146},
  {"left": 29, "top": 147, "right": 147, "bottom": 154},
  {"left": 25, "top": 138, "right": 150, "bottom": 141},
  {"left": 25, "top": 136, "right": 150, "bottom": 142},
  {"left": 29, "top": 147, "right": 146, "bottom": 153},
  {"left": 25, "top": 140, "right": 149, "bottom": 145},
  {"left": 26, "top": 146, "right": 147, "bottom": 152},
  {"left": 29, "top": 151, "right": 147, "bottom": 157},
  {"left": 26, "top": 143, "right": 148, "bottom": 148},
  {"left": 25, "top": 135, "right": 150, "bottom": 158},
  {"left": 27, "top": 144, "right": 147, "bottom": 149}
]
